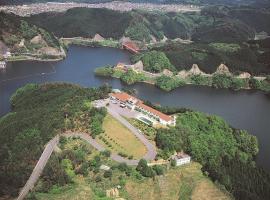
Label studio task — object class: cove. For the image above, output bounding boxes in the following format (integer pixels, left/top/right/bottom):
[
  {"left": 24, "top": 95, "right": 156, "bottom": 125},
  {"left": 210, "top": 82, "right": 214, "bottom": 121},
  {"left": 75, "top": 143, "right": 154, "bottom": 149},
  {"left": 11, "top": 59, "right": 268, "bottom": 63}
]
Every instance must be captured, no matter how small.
[{"left": 0, "top": 45, "right": 270, "bottom": 171}]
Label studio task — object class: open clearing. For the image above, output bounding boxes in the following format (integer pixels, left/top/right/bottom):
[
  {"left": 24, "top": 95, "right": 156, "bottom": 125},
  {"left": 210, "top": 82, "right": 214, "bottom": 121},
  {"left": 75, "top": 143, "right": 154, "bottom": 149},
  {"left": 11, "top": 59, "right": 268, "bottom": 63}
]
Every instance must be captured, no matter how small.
[
  {"left": 97, "top": 114, "right": 147, "bottom": 159},
  {"left": 34, "top": 176, "right": 95, "bottom": 200},
  {"left": 125, "top": 162, "right": 232, "bottom": 200}
]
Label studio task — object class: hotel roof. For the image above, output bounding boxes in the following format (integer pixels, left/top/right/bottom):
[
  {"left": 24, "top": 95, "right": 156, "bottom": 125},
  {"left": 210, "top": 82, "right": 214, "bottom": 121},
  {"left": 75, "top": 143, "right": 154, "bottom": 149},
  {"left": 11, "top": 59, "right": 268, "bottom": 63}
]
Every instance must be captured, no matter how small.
[
  {"left": 137, "top": 102, "right": 172, "bottom": 122},
  {"left": 110, "top": 92, "right": 141, "bottom": 103},
  {"left": 110, "top": 92, "right": 173, "bottom": 122}
]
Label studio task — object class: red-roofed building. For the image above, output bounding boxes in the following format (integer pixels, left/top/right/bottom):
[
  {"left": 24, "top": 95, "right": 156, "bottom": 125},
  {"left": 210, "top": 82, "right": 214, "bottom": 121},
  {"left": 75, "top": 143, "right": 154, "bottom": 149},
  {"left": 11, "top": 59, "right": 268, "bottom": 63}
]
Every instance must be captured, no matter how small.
[
  {"left": 122, "top": 41, "right": 140, "bottom": 54},
  {"left": 110, "top": 92, "right": 175, "bottom": 126}
]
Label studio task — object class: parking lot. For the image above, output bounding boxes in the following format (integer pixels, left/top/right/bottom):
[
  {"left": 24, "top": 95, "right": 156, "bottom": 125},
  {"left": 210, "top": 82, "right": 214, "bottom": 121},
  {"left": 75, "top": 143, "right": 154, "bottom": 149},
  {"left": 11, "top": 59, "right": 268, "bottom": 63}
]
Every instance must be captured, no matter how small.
[{"left": 93, "top": 98, "right": 140, "bottom": 119}]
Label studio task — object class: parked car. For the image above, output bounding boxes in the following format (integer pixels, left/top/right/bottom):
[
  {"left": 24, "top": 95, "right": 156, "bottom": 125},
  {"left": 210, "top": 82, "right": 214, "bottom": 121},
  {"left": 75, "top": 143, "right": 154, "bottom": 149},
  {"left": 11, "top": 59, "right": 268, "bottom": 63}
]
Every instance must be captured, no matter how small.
[{"left": 120, "top": 103, "right": 126, "bottom": 108}]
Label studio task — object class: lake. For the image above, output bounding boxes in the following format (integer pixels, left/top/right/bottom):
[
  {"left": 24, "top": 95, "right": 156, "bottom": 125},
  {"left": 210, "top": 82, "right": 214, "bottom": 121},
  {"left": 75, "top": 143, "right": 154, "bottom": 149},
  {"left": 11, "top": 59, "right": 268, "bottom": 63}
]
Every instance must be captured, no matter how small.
[{"left": 1, "top": 45, "right": 270, "bottom": 171}]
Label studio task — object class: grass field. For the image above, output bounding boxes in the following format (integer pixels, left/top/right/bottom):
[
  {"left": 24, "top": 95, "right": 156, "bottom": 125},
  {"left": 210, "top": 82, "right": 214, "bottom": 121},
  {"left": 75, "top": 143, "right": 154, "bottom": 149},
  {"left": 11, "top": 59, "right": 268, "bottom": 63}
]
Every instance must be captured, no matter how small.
[
  {"left": 97, "top": 114, "right": 147, "bottom": 159},
  {"left": 125, "top": 162, "right": 232, "bottom": 200}
]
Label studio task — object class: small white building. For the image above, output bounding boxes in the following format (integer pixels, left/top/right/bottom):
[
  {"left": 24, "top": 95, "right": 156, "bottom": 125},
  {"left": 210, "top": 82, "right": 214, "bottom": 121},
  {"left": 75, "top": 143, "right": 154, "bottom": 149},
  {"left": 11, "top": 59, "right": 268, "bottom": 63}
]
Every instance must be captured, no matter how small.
[
  {"left": 0, "top": 61, "right": 6, "bottom": 69},
  {"left": 171, "top": 152, "right": 191, "bottom": 166},
  {"left": 3, "top": 51, "right": 11, "bottom": 59}
]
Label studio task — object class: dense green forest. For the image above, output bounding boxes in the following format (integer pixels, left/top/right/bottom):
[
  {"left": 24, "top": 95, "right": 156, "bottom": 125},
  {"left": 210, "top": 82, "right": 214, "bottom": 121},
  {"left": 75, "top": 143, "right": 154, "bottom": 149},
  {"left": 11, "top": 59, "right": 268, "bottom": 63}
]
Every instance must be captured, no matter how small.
[
  {"left": 151, "top": 41, "right": 270, "bottom": 74},
  {"left": 26, "top": 6, "right": 270, "bottom": 74},
  {"left": 155, "top": 111, "right": 270, "bottom": 200},
  {"left": 27, "top": 6, "right": 270, "bottom": 42},
  {"left": 0, "top": 83, "right": 111, "bottom": 197}
]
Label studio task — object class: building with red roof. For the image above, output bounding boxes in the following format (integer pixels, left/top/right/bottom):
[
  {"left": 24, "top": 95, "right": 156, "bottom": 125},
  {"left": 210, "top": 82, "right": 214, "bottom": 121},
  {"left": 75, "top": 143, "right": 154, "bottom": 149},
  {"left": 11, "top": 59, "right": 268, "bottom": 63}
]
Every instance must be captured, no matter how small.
[
  {"left": 110, "top": 92, "right": 175, "bottom": 126},
  {"left": 122, "top": 41, "right": 140, "bottom": 54}
]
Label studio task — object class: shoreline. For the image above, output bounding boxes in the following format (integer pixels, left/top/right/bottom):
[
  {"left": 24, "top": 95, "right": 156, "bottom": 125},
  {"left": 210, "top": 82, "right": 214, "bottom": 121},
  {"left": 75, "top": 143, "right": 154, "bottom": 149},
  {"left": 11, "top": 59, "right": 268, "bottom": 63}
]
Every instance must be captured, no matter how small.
[
  {"left": 6, "top": 38, "right": 269, "bottom": 92},
  {"left": 95, "top": 67, "right": 270, "bottom": 93}
]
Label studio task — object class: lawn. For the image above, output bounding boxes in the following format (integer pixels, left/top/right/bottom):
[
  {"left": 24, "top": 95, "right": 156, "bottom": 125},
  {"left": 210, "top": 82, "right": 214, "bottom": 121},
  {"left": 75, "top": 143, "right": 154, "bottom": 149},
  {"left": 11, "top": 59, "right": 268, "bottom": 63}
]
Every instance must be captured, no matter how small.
[
  {"left": 125, "top": 162, "right": 232, "bottom": 200},
  {"left": 97, "top": 114, "right": 147, "bottom": 159}
]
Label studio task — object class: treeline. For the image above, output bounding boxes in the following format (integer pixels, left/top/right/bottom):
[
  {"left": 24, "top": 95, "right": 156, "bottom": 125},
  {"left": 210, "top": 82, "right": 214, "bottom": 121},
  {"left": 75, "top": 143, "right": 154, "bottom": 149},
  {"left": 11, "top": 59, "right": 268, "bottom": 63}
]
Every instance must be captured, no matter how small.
[
  {"left": 0, "top": 83, "right": 111, "bottom": 197},
  {"left": 155, "top": 111, "right": 270, "bottom": 200}
]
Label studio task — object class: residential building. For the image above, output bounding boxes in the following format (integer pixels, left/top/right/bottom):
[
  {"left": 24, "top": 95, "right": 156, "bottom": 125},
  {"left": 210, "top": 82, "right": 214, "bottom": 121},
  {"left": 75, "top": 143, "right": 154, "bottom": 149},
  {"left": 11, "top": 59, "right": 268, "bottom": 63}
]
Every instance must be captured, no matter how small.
[
  {"left": 0, "top": 61, "right": 6, "bottom": 69},
  {"left": 171, "top": 152, "right": 191, "bottom": 166},
  {"left": 110, "top": 92, "right": 176, "bottom": 126}
]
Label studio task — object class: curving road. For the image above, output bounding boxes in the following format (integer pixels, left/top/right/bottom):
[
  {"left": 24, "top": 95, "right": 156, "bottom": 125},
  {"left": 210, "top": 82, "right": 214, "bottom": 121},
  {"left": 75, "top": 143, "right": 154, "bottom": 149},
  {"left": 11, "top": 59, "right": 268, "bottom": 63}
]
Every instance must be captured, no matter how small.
[
  {"left": 17, "top": 107, "right": 156, "bottom": 199},
  {"left": 106, "top": 106, "right": 157, "bottom": 162}
]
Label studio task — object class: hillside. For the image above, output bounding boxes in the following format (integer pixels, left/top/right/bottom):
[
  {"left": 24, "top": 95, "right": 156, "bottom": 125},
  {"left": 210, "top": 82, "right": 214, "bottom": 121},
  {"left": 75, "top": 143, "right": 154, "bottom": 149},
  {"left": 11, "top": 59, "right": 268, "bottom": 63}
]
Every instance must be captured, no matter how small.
[
  {"left": 0, "top": 12, "right": 64, "bottom": 60},
  {"left": 26, "top": 7, "right": 270, "bottom": 74},
  {"left": 27, "top": 6, "right": 265, "bottom": 43},
  {"left": 151, "top": 41, "right": 270, "bottom": 75},
  {"left": 0, "top": 83, "right": 111, "bottom": 197},
  {"left": 1, "top": 83, "right": 270, "bottom": 200}
]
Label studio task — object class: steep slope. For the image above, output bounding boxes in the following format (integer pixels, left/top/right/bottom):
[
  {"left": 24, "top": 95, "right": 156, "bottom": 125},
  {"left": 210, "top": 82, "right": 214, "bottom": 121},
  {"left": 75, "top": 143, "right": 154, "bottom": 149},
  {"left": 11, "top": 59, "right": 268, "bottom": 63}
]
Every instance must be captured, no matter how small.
[{"left": 0, "top": 12, "right": 63, "bottom": 59}]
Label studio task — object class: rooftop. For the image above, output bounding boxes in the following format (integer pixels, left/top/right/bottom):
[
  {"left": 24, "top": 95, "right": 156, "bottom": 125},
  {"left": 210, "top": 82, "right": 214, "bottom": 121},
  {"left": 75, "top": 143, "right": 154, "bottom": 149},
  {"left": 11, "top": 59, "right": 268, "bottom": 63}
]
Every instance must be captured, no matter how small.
[
  {"left": 137, "top": 102, "right": 173, "bottom": 122},
  {"left": 111, "top": 92, "right": 173, "bottom": 122},
  {"left": 173, "top": 152, "right": 190, "bottom": 160},
  {"left": 111, "top": 92, "right": 142, "bottom": 104}
]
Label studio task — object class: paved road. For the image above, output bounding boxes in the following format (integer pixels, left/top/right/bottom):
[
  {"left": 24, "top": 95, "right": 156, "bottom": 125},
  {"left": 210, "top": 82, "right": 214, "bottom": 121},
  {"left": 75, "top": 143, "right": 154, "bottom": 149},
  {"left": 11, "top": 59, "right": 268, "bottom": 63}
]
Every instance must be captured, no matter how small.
[
  {"left": 17, "top": 136, "right": 59, "bottom": 200},
  {"left": 106, "top": 107, "right": 157, "bottom": 161},
  {"left": 17, "top": 107, "right": 156, "bottom": 199},
  {"left": 64, "top": 132, "right": 141, "bottom": 165}
]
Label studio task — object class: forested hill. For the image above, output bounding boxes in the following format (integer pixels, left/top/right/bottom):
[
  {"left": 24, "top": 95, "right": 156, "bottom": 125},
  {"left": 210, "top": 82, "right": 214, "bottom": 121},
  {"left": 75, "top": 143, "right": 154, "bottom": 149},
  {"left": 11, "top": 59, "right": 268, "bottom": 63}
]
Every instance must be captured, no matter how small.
[
  {"left": 27, "top": 6, "right": 270, "bottom": 42},
  {"left": 27, "top": 6, "right": 270, "bottom": 74},
  {"left": 0, "top": 12, "right": 62, "bottom": 58}
]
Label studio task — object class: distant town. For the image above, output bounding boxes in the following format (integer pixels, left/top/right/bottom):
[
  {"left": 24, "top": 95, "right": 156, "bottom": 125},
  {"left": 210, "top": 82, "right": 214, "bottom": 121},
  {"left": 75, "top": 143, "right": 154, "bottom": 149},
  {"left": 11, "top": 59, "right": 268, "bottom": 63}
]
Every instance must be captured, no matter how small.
[{"left": 0, "top": 1, "right": 201, "bottom": 16}]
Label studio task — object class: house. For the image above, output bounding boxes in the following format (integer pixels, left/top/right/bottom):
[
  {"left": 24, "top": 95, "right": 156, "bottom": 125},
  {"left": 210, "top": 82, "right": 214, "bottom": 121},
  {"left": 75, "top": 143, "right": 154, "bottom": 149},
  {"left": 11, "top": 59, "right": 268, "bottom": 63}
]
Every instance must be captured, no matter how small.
[
  {"left": 110, "top": 92, "right": 175, "bottom": 126},
  {"left": 0, "top": 61, "right": 6, "bottom": 69},
  {"left": 3, "top": 51, "right": 11, "bottom": 59},
  {"left": 114, "top": 61, "right": 143, "bottom": 73},
  {"left": 171, "top": 152, "right": 191, "bottom": 166}
]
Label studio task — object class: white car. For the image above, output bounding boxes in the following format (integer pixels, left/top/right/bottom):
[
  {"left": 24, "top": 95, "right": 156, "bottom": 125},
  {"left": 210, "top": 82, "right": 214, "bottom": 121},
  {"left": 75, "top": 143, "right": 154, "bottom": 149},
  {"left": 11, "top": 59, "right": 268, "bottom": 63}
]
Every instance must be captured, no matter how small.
[{"left": 120, "top": 103, "right": 126, "bottom": 108}]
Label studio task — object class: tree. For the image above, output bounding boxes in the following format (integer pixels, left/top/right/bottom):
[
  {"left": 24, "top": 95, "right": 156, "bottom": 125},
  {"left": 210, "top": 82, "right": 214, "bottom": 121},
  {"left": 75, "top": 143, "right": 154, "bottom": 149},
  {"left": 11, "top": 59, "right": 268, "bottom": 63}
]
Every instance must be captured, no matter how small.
[
  {"left": 136, "top": 159, "right": 148, "bottom": 172},
  {"left": 212, "top": 74, "right": 233, "bottom": 89},
  {"left": 101, "top": 150, "right": 111, "bottom": 157},
  {"left": 140, "top": 51, "right": 174, "bottom": 73},
  {"left": 171, "top": 159, "right": 176, "bottom": 167},
  {"left": 120, "top": 69, "right": 145, "bottom": 85},
  {"left": 104, "top": 170, "right": 112, "bottom": 178},
  {"left": 136, "top": 159, "right": 155, "bottom": 177},
  {"left": 156, "top": 75, "right": 184, "bottom": 91},
  {"left": 152, "top": 165, "right": 164, "bottom": 176}
]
